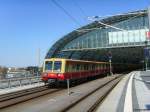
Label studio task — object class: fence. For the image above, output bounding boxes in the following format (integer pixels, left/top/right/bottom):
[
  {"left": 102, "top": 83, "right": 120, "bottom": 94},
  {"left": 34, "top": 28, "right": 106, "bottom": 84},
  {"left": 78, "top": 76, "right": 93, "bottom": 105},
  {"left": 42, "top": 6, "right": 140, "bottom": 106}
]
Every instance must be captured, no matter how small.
[{"left": 0, "top": 76, "right": 42, "bottom": 89}]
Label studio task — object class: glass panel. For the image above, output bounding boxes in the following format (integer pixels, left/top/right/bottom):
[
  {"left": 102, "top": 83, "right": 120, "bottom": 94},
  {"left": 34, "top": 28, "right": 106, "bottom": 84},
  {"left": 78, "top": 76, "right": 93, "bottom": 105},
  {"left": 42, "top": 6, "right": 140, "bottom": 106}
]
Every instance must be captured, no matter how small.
[
  {"left": 60, "top": 15, "right": 148, "bottom": 52},
  {"left": 54, "top": 61, "right": 62, "bottom": 72},
  {"left": 45, "top": 61, "right": 53, "bottom": 71}
]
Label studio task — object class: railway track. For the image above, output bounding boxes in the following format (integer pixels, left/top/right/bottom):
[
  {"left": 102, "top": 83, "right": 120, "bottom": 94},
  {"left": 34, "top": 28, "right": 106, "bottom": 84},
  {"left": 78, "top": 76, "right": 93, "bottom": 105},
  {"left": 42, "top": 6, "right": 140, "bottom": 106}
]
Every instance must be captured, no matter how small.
[
  {"left": 0, "top": 85, "right": 47, "bottom": 101},
  {"left": 0, "top": 85, "right": 62, "bottom": 109},
  {"left": 0, "top": 75, "right": 123, "bottom": 112},
  {"left": 62, "top": 76, "right": 123, "bottom": 112}
]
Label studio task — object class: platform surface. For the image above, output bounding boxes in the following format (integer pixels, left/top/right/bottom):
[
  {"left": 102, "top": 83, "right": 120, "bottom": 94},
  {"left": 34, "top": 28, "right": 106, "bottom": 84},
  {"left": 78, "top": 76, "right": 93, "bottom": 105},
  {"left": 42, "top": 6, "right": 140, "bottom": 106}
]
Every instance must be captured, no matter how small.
[
  {"left": 133, "top": 71, "right": 150, "bottom": 111},
  {"left": 96, "top": 71, "right": 150, "bottom": 112}
]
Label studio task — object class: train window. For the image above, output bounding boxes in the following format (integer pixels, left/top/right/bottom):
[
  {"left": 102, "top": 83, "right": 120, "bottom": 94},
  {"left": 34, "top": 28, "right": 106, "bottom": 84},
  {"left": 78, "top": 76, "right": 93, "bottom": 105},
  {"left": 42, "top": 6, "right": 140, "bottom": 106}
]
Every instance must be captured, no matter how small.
[
  {"left": 92, "top": 65, "right": 95, "bottom": 70},
  {"left": 84, "top": 65, "right": 86, "bottom": 70},
  {"left": 77, "top": 64, "right": 80, "bottom": 71},
  {"left": 96, "top": 65, "right": 98, "bottom": 69},
  {"left": 87, "top": 65, "right": 88, "bottom": 70},
  {"left": 45, "top": 61, "right": 53, "bottom": 71},
  {"left": 66, "top": 64, "right": 72, "bottom": 72},
  {"left": 107, "top": 64, "right": 109, "bottom": 68},
  {"left": 72, "top": 65, "right": 74, "bottom": 72},
  {"left": 67, "top": 64, "right": 71, "bottom": 72},
  {"left": 89, "top": 64, "right": 92, "bottom": 70},
  {"left": 54, "top": 61, "right": 62, "bottom": 72},
  {"left": 99, "top": 64, "right": 101, "bottom": 69},
  {"left": 65, "top": 64, "right": 69, "bottom": 72},
  {"left": 80, "top": 64, "right": 83, "bottom": 71}
]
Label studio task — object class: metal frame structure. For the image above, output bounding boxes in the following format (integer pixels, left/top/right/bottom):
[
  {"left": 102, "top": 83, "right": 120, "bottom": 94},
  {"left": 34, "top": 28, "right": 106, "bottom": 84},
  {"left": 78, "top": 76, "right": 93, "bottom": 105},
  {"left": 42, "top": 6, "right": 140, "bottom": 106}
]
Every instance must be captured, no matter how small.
[{"left": 45, "top": 9, "right": 149, "bottom": 65}]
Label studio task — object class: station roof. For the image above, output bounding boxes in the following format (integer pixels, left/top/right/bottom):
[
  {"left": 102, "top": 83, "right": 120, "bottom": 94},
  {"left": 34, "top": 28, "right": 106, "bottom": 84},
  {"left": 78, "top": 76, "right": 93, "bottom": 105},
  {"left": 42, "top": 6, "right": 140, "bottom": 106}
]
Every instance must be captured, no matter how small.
[{"left": 45, "top": 9, "right": 147, "bottom": 64}]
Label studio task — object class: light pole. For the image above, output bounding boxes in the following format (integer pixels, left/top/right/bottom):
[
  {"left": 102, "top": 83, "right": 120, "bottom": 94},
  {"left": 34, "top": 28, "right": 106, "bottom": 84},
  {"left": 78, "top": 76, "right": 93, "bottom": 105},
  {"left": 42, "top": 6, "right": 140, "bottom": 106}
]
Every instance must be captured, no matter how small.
[
  {"left": 144, "top": 41, "right": 148, "bottom": 71},
  {"left": 144, "top": 7, "right": 150, "bottom": 70},
  {"left": 37, "top": 47, "right": 41, "bottom": 77},
  {"left": 108, "top": 51, "right": 113, "bottom": 75},
  {"left": 109, "top": 58, "right": 112, "bottom": 75},
  {"left": 67, "top": 79, "right": 70, "bottom": 95}
]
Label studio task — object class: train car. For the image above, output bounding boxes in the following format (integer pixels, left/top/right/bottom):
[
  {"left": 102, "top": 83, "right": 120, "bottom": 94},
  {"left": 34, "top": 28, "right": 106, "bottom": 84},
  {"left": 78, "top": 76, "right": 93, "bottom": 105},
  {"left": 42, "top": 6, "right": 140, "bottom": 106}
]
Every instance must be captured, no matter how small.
[{"left": 42, "top": 58, "right": 110, "bottom": 84}]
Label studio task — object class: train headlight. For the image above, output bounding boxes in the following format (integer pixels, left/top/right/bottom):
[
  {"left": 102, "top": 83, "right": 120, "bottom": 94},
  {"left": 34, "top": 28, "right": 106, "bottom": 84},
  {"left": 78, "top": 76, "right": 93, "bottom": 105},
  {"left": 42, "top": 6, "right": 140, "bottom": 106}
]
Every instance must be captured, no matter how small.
[
  {"left": 58, "top": 74, "right": 61, "bottom": 76},
  {"left": 42, "top": 73, "right": 48, "bottom": 77}
]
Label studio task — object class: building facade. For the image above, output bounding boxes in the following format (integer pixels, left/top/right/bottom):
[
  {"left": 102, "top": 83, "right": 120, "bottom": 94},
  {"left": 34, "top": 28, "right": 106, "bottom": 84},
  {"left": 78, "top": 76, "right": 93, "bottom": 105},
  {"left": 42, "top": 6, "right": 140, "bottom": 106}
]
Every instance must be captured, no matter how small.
[{"left": 45, "top": 9, "right": 150, "bottom": 64}]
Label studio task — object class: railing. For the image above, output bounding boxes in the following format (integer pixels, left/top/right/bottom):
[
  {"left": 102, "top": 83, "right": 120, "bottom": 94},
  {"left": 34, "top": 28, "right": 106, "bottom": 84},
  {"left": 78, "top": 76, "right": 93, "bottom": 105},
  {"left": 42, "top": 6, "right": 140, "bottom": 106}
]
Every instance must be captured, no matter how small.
[{"left": 0, "top": 76, "right": 42, "bottom": 89}]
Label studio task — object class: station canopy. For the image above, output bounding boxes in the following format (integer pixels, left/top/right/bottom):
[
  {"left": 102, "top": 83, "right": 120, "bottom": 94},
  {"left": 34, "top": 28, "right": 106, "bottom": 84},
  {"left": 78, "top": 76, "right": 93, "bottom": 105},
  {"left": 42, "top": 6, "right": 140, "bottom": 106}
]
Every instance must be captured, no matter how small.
[{"left": 45, "top": 9, "right": 149, "bottom": 64}]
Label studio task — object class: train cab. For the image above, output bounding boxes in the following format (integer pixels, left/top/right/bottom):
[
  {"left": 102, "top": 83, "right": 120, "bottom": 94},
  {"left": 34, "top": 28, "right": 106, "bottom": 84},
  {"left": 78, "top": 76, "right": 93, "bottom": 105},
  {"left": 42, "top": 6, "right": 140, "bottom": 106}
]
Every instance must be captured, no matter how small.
[{"left": 42, "top": 58, "right": 65, "bottom": 83}]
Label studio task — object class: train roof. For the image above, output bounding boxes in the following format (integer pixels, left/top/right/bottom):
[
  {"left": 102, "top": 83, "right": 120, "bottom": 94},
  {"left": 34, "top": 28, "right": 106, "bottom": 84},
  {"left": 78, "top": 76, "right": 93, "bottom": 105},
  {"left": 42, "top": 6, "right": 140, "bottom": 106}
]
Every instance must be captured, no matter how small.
[{"left": 44, "top": 58, "right": 109, "bottom": 64}]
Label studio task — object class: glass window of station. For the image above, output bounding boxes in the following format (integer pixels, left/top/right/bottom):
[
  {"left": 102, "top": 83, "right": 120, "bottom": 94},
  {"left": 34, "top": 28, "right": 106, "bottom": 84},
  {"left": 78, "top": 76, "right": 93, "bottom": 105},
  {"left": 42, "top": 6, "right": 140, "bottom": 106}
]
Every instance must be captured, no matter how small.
[{"left": 62, "top": 15, "right": 149, "bottom": 51}]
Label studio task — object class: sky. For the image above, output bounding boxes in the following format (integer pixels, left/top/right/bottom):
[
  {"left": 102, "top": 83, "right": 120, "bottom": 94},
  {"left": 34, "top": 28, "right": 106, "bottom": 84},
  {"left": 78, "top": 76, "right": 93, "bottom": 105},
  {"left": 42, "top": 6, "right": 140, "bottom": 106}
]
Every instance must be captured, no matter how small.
[{"left": 0, "top": 0, "right": 149, "bottom": 67}]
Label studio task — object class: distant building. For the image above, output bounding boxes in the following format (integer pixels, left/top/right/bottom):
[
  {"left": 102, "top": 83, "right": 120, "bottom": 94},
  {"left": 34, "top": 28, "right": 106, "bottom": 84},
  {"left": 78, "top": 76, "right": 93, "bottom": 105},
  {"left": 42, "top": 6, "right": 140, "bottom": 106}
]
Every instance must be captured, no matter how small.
[
  {"left": 0, "top": 66, "right": 7, "bottom": 79},
  {"left": 6, "top": 67, "right": 31, "bottom": 78},
  {"left": 26, "top": 66, "right": 39, "bottom": 76},
  {"left": 7, "top": 67, "right": 26, "bottom": 74}
]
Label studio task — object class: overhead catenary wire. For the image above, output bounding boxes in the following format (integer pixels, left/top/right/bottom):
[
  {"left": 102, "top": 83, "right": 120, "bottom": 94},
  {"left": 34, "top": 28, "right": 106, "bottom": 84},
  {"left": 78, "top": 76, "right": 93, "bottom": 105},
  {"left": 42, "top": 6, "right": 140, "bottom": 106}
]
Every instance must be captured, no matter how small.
[
  {"left": 51, "top": 0, "right": 81, "bottom": 26},
  {"left": 71, "top": 0, "right": 88, "bottom": 19},
  {"left": 77, "top": 11, "right": 145, "bottom": 32}
]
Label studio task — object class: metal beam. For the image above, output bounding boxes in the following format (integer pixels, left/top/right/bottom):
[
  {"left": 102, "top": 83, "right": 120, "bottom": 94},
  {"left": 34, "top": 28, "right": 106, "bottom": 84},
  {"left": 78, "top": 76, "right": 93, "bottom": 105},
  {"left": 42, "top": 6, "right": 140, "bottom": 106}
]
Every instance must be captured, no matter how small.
[{"left": 148, "top": 7, "right": 150, "bottom": 30}]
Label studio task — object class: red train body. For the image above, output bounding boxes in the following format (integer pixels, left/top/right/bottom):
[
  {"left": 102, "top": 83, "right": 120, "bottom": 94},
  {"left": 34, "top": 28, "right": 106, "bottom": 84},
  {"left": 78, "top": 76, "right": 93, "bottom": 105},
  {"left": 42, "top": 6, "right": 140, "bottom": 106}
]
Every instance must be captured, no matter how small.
[{"left": 42, "top": 58, "right": 110, "bottom": 84}]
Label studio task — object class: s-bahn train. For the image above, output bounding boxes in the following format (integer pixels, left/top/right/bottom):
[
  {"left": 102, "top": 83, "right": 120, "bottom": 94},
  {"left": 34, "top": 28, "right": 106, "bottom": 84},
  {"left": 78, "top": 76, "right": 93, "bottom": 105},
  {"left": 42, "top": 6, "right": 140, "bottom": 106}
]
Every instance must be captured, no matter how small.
[{"left": 41, "top": 58, "right": 139, "bottom": 85}]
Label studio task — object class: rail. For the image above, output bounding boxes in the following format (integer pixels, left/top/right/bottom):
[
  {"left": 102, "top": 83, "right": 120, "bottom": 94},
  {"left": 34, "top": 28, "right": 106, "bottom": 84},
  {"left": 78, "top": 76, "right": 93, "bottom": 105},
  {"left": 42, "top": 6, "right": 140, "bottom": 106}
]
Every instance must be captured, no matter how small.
[
  {"left": 62, "top": 76, "right": 122, "bottom": 112},
  {"left": 0, "top": 86, "right": 62, "bottom": 109}
]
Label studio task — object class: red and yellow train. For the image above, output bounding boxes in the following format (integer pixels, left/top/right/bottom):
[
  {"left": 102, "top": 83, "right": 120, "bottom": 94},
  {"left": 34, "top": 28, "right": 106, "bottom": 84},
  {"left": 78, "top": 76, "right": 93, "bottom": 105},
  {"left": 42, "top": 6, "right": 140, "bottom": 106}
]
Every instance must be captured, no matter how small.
[
  {"left": 42, "top": 58, "right": 110, "bottom": 84},
  {"left": 41, "top": 58, "right": 140, "bottom": 85}
]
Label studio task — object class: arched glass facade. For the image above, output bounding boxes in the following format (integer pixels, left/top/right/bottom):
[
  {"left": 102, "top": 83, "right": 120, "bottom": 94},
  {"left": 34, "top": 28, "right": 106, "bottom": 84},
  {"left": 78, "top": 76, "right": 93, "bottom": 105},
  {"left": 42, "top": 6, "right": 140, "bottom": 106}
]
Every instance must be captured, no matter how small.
[
  {"left": 45, "top": 10, "right": 149, "bottom": 64},
  {"left": 62, "top": 15, "right": 148, "bottom": 51}
]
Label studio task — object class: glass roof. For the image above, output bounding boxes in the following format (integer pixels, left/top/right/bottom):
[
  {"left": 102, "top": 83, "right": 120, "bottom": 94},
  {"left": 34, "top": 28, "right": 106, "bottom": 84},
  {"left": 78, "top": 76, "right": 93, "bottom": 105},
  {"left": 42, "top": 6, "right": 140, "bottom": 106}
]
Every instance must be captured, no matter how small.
[{"left": 45, "top": 9, "right": 148, "bottom": 64}]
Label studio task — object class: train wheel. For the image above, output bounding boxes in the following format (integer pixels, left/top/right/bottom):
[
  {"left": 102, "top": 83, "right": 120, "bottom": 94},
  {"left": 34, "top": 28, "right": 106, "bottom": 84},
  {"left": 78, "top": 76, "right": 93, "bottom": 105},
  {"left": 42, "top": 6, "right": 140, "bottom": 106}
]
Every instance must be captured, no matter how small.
[
  {"left": 55, "top": 80, "right": 60, "bottom": 88},
  {"left": 44, "top": 81, "right": 47, "bottom": 86}
]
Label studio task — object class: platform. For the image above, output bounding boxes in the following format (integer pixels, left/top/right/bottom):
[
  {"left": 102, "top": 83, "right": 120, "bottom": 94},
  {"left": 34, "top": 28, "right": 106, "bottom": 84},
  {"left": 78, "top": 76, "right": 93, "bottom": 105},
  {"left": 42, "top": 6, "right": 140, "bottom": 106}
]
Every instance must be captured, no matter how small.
[{"left": 96, "top": 71, "right": 150, "bottom": 112}]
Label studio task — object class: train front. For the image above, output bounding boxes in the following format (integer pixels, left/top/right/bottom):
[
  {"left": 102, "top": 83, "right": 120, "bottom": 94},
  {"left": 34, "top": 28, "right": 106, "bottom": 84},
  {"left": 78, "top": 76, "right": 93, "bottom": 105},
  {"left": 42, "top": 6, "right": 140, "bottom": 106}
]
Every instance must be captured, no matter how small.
[{"left": 42, "top": 58, "right": 65, "bottom": 84}]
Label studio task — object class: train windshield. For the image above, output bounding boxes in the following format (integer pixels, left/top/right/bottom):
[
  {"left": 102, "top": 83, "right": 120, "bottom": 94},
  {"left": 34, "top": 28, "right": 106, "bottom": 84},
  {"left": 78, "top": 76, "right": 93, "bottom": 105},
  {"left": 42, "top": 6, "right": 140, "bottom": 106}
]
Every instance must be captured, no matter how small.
[
  {"left": 45, "top": 61, "right": 53, "bottom": 71},
  {"left": 54, "top": 61, "right": 62, "bottom": 72}
]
